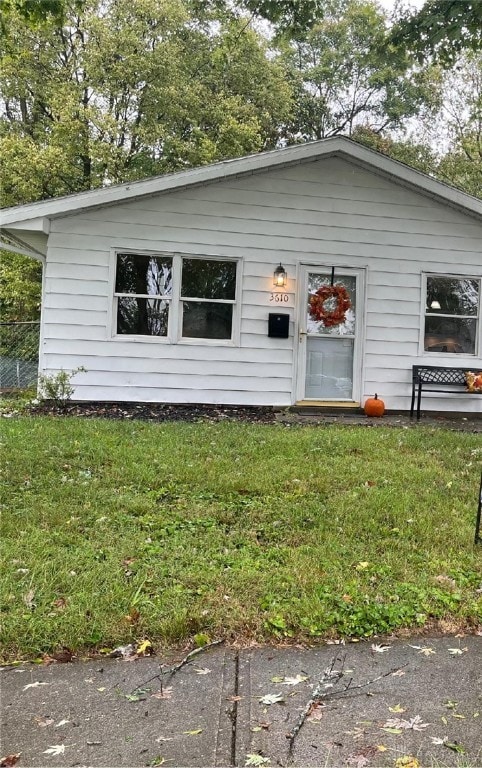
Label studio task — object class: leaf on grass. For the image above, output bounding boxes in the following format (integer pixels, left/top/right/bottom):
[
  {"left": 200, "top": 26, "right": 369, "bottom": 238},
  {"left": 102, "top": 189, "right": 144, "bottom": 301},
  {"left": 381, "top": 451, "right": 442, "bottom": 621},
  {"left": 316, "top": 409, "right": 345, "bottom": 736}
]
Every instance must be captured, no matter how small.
[
  {"left": 23, "top": 589, "right": 36, "bottom": 610},
  {"left": 136, "top": 640, "right": 153, "bottom": 656},
  {"left": 0, "top": 754, "right": 21, "bottom": 767},
  {"left": 259, "top": 693, "right": 284, "bottom": 705},
  {"left": 245, "top": 755, "right": 270, "bottom": 767},
  {"left": 388, "top": 705, "right": 406, "bottom": 713},
  {"left": 183, "top": 729, "right": 203, "bottom": 735},
  {"left": 448, "top": 648, "right": 466, "bottom": 656},
  {"left": 43, "top": 745, "right": 65, "bottom": 756},
  {"left": 194, "top": 667, "right": 211, "bottom": 675},
  {"left": 23, "top": 681, "right": 47, "bottom": 691},
  {"left": 356, "top": 561, "right": 370, "bottom": 570},
  {"left": 151, "top": 687, "right": 173, "bottom": 700},
  {"left": 371, "top": 644, "right": 390, "bottom": 653},
  {"left": 280, "top": 675, "right": 308, "bottom": 686}
]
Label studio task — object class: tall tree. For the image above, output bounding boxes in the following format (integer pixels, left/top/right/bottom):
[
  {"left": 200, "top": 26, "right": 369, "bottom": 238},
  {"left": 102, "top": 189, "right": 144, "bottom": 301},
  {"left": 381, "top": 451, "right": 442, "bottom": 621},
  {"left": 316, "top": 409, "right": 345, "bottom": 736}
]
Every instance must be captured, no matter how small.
[
  {"left": 390, "top": 1, "right": 482, "bottom": 67},
  {"left": 278, "top": 0, "right": 437, "bottom": 143}
]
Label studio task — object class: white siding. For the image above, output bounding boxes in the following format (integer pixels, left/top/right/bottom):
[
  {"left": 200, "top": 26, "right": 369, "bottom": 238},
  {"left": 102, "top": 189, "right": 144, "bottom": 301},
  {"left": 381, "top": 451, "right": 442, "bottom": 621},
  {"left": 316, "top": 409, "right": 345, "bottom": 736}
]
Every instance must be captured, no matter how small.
[{"left": 41, "top": 156, "right": 482, "bottom": 412}]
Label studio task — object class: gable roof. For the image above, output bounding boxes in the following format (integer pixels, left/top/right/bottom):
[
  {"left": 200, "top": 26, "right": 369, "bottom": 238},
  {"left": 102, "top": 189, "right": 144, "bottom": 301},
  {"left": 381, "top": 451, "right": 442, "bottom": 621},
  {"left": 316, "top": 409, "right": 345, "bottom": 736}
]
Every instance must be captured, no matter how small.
[{"left": 1, "top": 136, "right": 481, "bottom": 231}]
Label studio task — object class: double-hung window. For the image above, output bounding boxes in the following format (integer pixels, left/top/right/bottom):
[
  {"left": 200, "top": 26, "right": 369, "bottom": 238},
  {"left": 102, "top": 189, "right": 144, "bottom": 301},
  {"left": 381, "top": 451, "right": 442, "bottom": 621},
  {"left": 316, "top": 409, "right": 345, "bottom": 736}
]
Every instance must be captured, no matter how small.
[
  {"left": 424, "top": 274, "right": 480, "bottom": 355},
  {"left": 113, "top": 252, "right": 238, "bottom": 342}
]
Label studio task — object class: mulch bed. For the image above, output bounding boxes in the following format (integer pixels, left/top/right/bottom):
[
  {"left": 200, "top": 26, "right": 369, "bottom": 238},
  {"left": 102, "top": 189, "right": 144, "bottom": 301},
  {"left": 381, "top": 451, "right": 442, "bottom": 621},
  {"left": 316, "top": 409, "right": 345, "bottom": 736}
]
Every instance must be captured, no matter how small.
[{"left": 28, "top": 401, "right": 278, "bottom": 423}]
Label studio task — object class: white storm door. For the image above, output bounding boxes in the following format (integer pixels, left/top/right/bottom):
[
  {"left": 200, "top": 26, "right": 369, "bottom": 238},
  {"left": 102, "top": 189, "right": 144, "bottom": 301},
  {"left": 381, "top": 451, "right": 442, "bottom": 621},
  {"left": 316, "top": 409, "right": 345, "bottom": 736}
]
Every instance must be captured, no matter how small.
[{"left": 297, "top": 267, "right": 363, "bottom": 402}]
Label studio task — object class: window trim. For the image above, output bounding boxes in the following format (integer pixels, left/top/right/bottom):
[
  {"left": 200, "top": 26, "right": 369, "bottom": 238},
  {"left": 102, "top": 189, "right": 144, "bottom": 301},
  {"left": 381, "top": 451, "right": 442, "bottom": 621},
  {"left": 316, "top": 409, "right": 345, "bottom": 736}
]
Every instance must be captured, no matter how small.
[
  {"left": 110, "top": 249, "right": 241, "bottom": 346},
  {"left": 420, "top": 272, "right": 481, "bottom": 358}
]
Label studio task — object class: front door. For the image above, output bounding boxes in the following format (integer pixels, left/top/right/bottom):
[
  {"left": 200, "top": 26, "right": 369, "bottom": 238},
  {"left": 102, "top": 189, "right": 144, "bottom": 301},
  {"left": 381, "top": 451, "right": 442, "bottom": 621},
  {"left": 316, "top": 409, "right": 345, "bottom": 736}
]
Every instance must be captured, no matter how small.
[{"left": 297, "top": 267, "right": 362, "bottom": 402}]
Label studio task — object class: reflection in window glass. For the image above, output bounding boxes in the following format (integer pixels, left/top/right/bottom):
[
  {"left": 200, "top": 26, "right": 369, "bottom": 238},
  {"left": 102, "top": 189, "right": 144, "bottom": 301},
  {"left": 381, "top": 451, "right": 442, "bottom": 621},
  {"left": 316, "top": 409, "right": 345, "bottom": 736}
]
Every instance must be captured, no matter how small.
[
  {"left": 424, "top": 276, "right": 480, "bottom": 354},
  {"left": 182, "top": 302, "right": 233, "bottom": 339},
  {"left": 117, "top": 297, "right": 169, "bottom": 336},
  {"left": 116, "top": 254, "right": 173, "bottom": 296},
  {"left": 182, "top": 259, "right": 236, "bottom": 300}
]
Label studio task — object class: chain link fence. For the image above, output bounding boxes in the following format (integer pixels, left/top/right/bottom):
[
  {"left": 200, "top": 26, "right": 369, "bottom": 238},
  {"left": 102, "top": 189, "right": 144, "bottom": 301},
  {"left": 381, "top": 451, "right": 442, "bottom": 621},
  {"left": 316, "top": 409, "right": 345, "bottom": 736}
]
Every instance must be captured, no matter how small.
[{"left": 0, "top": 321, "right": 40, "bottom": 390}]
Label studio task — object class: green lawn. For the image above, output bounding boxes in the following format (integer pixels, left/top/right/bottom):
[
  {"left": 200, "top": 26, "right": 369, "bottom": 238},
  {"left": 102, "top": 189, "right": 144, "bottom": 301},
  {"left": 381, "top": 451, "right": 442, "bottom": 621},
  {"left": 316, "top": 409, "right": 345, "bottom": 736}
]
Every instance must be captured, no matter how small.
[{"left": 1, "top": 416, "right": 481, "bottom": 661}]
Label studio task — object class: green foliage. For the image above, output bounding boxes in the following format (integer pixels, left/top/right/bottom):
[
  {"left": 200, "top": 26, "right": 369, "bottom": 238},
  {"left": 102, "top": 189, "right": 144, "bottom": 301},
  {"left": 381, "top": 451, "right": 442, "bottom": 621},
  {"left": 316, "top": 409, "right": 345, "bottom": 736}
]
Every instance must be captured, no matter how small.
[
  {"left": 1, "top": 419, "right": 480, "bottom": 660},
  {"left": 278, "top": 0, "right": 436, "bottom": 142},
  {"left": 0, "top": 252, "right": 42, "bottom": 321},
  {"left": 390, "top": 1, "right": 482, "bottom": 66},
  {"left": 37, "top": 367, "right": 86, "bottom": 408}
]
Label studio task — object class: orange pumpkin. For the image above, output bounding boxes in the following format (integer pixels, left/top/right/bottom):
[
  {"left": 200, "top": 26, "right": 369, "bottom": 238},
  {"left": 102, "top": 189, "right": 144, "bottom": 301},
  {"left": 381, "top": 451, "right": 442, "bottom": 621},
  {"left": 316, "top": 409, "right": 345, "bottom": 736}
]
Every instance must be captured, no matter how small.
[{"left": 364, "top": 393, "right": 385, "bottom": 417}]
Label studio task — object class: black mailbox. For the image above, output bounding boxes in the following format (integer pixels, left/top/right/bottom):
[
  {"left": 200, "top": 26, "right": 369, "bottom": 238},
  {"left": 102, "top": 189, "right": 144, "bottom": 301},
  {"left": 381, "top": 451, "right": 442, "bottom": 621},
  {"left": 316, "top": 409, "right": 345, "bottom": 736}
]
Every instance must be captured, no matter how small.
[{"left": 268, "top": 313, "right": 290, "bottom": 338}]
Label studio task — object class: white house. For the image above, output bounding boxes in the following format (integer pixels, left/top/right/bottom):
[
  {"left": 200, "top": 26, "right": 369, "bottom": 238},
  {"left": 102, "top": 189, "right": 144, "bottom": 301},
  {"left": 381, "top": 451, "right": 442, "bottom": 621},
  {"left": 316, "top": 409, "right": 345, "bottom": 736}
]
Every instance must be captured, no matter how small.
[{"left": 1, "top": 137, "right": 481, "bottom": 413}]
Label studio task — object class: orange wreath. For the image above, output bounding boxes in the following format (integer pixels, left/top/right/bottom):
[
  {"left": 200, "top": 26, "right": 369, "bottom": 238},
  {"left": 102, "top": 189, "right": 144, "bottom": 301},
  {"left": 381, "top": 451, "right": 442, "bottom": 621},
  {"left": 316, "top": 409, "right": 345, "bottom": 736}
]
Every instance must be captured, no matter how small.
[{"left": 309, "top": 284, "right": 352, "bottom": 327}]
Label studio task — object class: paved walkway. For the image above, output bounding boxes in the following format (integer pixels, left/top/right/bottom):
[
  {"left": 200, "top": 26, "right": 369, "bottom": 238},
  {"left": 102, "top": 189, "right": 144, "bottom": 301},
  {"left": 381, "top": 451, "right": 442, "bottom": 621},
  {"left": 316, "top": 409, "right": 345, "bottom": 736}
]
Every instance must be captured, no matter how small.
[{"left": 2, "top": 635, "right": 481, "bottom": 767}]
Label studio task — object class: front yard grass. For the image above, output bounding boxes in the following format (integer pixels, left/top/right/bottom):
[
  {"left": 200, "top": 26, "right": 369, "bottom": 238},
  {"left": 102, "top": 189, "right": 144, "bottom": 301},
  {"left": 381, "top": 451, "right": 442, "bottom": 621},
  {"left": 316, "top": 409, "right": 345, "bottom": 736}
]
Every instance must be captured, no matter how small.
[{"left": 1, "top": 416, "right": 481, "bottom": 660}]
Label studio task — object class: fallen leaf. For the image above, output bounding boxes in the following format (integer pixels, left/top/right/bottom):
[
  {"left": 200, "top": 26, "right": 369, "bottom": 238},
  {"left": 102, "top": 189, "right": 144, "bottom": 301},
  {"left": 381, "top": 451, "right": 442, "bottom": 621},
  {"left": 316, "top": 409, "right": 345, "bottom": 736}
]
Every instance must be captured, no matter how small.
[
  {"left": 97, "top": 687, "right": 106, "bottom": 692},
  {"left": 125, "top": 687, "right": 151, "bottom": 701},
  {"left": 43, "top": 745, "right": 65, "bottom": 756},
  {"left": 346, "top": 755, "right": 370, "bottom": 768},
  {"left": 136, "top": 640, "right": 153, "bottom": 656},
  {"left": 23, "top": 589, "right": 35, "bottom": 610},
  {"left": 52, "top": 597, "right": 67, "bottom": 611},
  {"left": 124, "top": 607, "right": 140, "bottom": 624},
  {"left": 109, "top": 644, "right": 136, "bottom": 658},
  {"left": 383, "top": 716, "right": 430, "bottom": 731},
  {"left": 444, "top": 741, "right": 466, "bottom": 754},
  {"left": 151, "top": 687, "right": 173, "bottom": 700},
  {"left": 409, "top": 645, "right": 436, "bottom": 656},
  {"left": 259, "top": 693, "right": 284, "bottom": 705},
  {"left": 34, "top": 716, "right": 53, "bottom": 728},
  {"left": 54, "top": 719, "right": 69, "bottom": 727},
  {"left": 382, "top": 727, "right": 403, "bottom": 735},
  {"left": 155, "top": 737, "right": 173, "bottom": 743},
  {"left": 356, "top": 561, "right": 370, "bottom": 570},
  {"left": 194, "top": 667, "right": 211, "bottom": 675},
  {"left": 307, "top": 703, "right": 324, "bottom": 721},
  {"left": 280, "top": 675, "right": 308, "bottom": 686},
  {"left": 376, "top": 745, "right": 387, "bottom": 752},
  {"left": 431, "top": 737, "right": 447, "bottom": 746},
  {"left": 371, "top": 644, "right": 390, "bottom": 653},
  {"left": 183, "top": 729, "right": 203, "bottom": 735},
  {"left": 388, "top": 705, "right": 406, "bottom": 713},
  {"left": 227, "top": 695, "right": 243, "bottom": 702},
  {"left": 448, "top": 648, "right": 466, "bottom": 656},
  {"left": 270, "top": 676, "right": 284, "bottom": 683},
  {"left": 391, "top": 669, "right": 405, "bottom": 677},
  {"left": 245, "top": 756, "right": 270, "bottom": 767},
  {"left": 452, "top": 713, "right": 466, "bottom": 719},
  {"left": 395, "top": 757, "right": 420, "bottom": 768},
  {"left": 23, "top": 681, "right": 47, "bottom": 691},
  {"left": 444, "top": 700, "right": 457, "bottom": 709},
  {"left": 0, "top": 754, "right": 21, "bottom": 767}
]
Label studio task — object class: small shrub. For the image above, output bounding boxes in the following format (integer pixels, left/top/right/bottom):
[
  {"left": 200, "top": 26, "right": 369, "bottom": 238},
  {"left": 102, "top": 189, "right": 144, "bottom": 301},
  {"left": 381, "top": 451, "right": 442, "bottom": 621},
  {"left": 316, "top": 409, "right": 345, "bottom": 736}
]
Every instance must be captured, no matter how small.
[{"left": 38, "top": 367, "right": 85, "bottom": 408}]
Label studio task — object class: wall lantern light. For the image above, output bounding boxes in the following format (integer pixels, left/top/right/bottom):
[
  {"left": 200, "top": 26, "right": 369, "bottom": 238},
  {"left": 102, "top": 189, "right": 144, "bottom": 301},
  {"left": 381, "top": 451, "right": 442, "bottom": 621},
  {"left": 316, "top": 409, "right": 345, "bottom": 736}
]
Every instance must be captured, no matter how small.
[{"left": 273, "top": 263, "right": 287, "bottom": 287}]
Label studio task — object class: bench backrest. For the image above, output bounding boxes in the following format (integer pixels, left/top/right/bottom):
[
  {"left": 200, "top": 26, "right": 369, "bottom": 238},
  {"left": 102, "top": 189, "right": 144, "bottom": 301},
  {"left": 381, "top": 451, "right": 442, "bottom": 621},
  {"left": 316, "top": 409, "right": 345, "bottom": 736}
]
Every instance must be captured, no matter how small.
[{"left": 412, "top": 365, "right": 482, "bottom": 385}]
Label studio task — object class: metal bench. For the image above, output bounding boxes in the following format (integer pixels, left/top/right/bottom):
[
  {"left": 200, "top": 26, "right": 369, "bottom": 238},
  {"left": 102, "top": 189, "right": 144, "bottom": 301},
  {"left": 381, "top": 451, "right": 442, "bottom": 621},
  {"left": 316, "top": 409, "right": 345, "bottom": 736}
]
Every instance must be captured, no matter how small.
[{"left": 410, "top": 365, "right": 482, "bottom": 420}]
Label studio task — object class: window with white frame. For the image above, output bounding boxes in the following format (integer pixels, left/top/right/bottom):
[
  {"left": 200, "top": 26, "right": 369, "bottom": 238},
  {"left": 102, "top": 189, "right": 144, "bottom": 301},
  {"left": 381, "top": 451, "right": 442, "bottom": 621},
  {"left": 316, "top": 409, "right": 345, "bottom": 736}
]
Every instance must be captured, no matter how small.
[
  {"left": 424, "top": 275, "right": 480, "bottom": 355},
  {"left": 114, "top": 252, "right": 238, "bottom": 341}
]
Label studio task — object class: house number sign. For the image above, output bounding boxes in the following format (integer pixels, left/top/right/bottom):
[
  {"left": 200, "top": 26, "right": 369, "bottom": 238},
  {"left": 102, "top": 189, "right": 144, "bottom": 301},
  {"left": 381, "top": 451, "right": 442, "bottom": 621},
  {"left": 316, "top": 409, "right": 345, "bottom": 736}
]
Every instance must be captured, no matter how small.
[{"left": 269, "top": 292, "right": 294, "bottom": 307}]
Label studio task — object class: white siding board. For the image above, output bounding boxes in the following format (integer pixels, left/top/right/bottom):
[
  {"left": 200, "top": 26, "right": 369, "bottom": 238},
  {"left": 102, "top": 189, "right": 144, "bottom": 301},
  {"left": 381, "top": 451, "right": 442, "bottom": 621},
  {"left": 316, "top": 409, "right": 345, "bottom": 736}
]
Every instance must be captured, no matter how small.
[
  {"left": 51, "top": 215, "right": 482, "bottom": 253},
  {"left": 41, "top": 154, "right": 482, "bottom": 410}
]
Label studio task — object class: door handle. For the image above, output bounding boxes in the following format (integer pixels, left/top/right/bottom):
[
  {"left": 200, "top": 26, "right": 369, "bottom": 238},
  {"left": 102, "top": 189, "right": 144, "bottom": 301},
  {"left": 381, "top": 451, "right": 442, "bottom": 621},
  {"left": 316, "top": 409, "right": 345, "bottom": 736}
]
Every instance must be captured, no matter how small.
[{"left": 299, "top": 329, "right": 307, "bottom": 341}]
